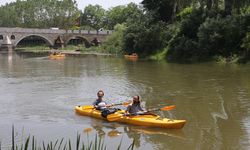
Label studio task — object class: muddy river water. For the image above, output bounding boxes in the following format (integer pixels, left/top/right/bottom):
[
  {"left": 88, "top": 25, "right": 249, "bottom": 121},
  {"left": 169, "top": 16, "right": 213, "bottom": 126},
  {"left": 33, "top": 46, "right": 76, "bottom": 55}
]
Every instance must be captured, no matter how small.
[{"left": 0, "top": 52, "right": 249, "bottom": 150}]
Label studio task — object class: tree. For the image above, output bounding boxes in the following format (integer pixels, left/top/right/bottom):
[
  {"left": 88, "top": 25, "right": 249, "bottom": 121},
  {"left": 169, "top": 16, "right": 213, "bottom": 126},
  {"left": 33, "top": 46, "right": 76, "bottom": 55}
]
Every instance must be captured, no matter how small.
[
  {"left": 0, "top": 0, "right": 80, "bottom": 29},
  {"left": 102, "top": 24, "right": 126, "bottom": 54},
  {"left": 81, "top": 4, "right": 106, "bottom": 31},
  {"left": 225, "top": 0, "right": 233, "bottom": 15},
  {"left": 105, "top": 6, "right": 126, "bottom": 29},
  {"left": 105, "top": 3, "right": 143, "bottom": 29},
  {"left": 141, "top": 0, "right": 193, "bottom": 22}
]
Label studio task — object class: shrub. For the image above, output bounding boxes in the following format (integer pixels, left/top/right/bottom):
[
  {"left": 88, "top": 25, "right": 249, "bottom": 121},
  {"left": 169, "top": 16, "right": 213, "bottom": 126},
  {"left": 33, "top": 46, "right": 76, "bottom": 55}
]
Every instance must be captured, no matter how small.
[
  {"left": 239, "top": 32, "right": 250, "bottom": 63},
  {"left": 102, "top": 24, "right": 126, "bottom": 54},
  {"left": 167, "top": 8, "right": 207, "bottom": 62},
  {"left": 167, "top": 36, "right": 200, "bottom": 62},
  {"left": 167, "top": 8, "right": 250, "bottom": 63},
  {"left": 176, "top": 7, "right": 193, "bottom": 21},
  {"left": 198, "top": 15, "right": 249, "bottom": 57},
  {"left": 123, "top": 20, "right": 169, "bottom": 56}
]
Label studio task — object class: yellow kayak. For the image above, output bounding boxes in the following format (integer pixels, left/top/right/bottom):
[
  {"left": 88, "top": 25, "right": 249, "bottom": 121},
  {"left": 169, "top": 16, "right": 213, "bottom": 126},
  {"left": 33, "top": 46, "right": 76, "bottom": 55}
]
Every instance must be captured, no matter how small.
[
  {"left": 49, "top": 54, "right": 65, "bottom": 59},
  {"left": 124, "top": 53, "right": 138, "bottom": 61},
  {"left": 124, "top": 53, "right": 138, "bottom": 59},
  {"left": 75, "top": 105, "right": 186, "bottom": 129}
]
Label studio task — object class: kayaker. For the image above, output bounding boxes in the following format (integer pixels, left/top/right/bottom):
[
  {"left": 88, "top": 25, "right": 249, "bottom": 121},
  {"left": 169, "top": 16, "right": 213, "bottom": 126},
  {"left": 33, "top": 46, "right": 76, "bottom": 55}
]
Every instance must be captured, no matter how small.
[
  {"left": 126, "top": 95, "right": 146, "bottom": 115},
  {"left": 93, "top": 90, "right": 114, "bottom": 110}
]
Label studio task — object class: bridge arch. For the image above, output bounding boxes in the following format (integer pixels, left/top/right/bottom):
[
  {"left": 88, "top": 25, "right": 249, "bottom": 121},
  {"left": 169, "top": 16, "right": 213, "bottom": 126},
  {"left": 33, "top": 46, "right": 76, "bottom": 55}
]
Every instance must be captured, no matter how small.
[
  {"left": 65, "top": 35, "right": 91, "bottom": 47},
  {"left": 15, "top": 34, "right": 54, "bottom": 47}
]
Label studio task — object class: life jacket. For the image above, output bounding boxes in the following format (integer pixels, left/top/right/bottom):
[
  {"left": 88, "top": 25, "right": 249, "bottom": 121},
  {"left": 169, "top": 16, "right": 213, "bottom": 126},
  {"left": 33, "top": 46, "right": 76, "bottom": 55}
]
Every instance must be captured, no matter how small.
[{"left": 101, "top": 108, "right": 118, "bottom": 118}]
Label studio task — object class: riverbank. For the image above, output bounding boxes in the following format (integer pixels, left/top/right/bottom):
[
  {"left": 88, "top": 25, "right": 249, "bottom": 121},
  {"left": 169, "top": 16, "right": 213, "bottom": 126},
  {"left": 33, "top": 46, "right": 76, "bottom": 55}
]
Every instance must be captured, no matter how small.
[
  {"left": 13, "top": 45, "right": 249, "bottom": 64},
  {"left": 15, "top": 46, "right": 113, "bottom": 56},
  {"left": 147, "top": 48, "right": 250, "bottom": 64}
]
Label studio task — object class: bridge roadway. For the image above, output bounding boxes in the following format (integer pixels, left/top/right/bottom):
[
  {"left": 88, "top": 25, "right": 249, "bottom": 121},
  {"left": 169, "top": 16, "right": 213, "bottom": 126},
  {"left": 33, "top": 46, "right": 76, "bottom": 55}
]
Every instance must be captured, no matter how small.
[{"left": 0, "top": 27, "right": 112, "bottom": 50}]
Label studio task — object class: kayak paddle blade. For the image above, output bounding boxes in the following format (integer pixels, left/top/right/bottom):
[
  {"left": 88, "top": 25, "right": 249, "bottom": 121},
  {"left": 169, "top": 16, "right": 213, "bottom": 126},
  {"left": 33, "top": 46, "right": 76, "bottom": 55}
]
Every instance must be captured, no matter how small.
[
  {"left": 160, "top": 105, "right": 176, "bottom": 111},
  {"left": 122, "top": 100, "right": 132, "bottom": 106}
]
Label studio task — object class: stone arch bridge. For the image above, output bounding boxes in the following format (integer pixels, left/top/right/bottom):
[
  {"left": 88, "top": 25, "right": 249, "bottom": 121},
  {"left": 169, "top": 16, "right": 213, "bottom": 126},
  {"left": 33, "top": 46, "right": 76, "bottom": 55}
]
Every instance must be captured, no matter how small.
[{"left": 0, "top": 27, "right": 112, "bottom": 50}]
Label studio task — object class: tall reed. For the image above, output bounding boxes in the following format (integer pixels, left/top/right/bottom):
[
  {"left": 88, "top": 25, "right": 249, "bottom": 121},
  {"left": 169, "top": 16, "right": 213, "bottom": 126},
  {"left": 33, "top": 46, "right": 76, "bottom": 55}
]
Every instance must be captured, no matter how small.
[{"left": 0, "top": 126, "right": 135, "bottom": 150}]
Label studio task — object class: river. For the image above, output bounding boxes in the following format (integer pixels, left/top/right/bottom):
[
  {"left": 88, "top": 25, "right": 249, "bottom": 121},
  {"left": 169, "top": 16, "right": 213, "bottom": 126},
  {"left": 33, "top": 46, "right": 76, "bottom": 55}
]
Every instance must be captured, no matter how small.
[{"left": 0, "top": 51, "right": 249, "bottom": 150}]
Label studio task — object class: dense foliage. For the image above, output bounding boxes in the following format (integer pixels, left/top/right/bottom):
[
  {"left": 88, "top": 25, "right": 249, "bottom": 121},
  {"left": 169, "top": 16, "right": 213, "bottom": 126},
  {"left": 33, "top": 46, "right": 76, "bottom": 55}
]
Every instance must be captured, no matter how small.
[
  {"left": 104, "top": 0, "right": 250, "bottom": 63},
  {"left": 141, "top": 0, "right": 250, "bottom": 63},
  {"left": 101, "top": 24, "right": 126, "bottom": 54},
  {"left": 166, "top": 7, "right": 250, "bottom": 62},
  {"left": 81, "top": 4, "right": 106, "bottom": 31},
  {"left": 0, "top": 0, "right": 80, "bottom": 29}
]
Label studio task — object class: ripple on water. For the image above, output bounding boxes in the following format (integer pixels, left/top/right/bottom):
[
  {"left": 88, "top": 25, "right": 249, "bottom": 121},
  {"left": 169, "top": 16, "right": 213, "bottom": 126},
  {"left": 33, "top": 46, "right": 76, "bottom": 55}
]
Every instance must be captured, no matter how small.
[{"left": 240, "top": 118, "right": 250, "bottom": 148}]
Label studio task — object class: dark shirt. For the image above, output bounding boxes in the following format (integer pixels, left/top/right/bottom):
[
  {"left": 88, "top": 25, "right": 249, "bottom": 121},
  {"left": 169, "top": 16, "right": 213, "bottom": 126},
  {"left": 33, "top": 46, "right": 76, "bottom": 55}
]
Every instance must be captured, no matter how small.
[{"left": 126, "top": 103, "right": 144, "bottom": 115}]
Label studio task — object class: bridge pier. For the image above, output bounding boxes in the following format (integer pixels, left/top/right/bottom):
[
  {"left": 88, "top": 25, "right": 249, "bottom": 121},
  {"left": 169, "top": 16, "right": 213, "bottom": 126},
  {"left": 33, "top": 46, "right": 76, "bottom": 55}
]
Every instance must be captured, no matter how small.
[
  {"left": 0, "top": 44, "right": 13, "bottom": 51},
  {"left": 0, "top": 35, "right": 13, "bottom": 51},
  {"left": 54, "top": 36, "right": 65, "bottom": 49}
]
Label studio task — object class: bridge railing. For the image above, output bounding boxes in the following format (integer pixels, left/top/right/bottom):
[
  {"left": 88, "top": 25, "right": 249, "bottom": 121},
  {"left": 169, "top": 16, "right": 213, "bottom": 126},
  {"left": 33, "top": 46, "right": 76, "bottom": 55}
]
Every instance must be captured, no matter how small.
[
  {"left": 66, "top": 29, "right": 112, "bottom": 35},
  {"left": 0, "top": 27, "right": 112, "bottom": 35}
]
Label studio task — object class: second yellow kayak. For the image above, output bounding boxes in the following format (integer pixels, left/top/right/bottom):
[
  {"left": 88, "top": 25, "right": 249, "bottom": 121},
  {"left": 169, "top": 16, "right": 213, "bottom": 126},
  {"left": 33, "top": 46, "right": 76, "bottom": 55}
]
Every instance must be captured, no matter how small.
[{"left": 49, "top": 54, "right": 65, "bottom": 59}]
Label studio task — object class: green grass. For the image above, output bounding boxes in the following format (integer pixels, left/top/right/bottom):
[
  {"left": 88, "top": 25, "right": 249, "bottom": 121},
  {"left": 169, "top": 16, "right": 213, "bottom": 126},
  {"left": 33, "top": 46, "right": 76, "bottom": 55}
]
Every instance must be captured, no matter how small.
[
  {"left": 16, "top": 45, "right": 51, "bottom": 51},
  {"left": 58, "top": 45, "right": 84, "bottom": 51},
  {"left": 214, "top": 54, "right": 240, "bottom": 64},
  {"left": 15, "top": 45, "right": 107, "bottom": 54},
  {"left": 0, "top": 125, "right": 135, "bottom": 150},
  {"left": 148, "top": 48, "right": 168, "bottom": 61}
]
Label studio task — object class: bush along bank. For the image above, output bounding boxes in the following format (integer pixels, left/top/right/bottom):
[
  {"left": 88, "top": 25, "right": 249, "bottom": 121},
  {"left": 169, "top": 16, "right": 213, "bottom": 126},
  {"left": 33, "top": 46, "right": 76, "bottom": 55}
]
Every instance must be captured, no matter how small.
[
  {"left": 166, "top": 8, "right": 250, "bottom": 63},
  {"left": 102, "top": 1, "right": 250, "bottom": 64}
]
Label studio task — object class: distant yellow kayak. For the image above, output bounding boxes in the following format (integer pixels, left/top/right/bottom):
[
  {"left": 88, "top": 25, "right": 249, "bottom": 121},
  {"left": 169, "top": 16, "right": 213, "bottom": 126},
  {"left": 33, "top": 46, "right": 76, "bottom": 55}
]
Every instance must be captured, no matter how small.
[
  {"left": 75, "top": 105, "right": 186, "bottom": 129},
  {"left": 124, "top": 53, "right": 138, "bottom": 60},
  {"left": 49, "top": 54, "right": 65, "bottom": 59}
]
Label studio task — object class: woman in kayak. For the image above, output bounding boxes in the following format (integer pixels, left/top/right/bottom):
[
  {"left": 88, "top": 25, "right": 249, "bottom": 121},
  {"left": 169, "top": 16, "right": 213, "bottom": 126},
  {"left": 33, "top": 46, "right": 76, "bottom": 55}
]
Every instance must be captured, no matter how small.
[
  {"left": 126, "top": 95, "right": 146, "bottom": 115},
  {"left": 93, "top": 90, "right": 113, "bottom": 110}
]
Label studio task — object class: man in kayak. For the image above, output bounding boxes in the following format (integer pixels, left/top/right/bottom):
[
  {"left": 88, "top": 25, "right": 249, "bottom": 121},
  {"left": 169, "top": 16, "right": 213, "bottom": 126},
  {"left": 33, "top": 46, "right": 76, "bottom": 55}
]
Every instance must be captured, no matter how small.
[
  {"left": 126, "top": 95, "right": 147, "bottom": 115},
  {"left": 93, "top": 90, "right": 114, "bottom": 111}
]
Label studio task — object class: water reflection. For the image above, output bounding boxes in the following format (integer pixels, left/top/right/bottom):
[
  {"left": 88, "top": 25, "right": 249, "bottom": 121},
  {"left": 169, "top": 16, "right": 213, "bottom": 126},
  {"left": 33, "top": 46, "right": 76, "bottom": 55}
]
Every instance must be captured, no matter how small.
[
  {"left": 107, "top": 130, "right": 122, "bottom": 138},
  {"left": 8, "top": 50, "right": 13, "bottom": 70},
  {"left": 82, "top": 118, "right": 187, "bottom": 149}
]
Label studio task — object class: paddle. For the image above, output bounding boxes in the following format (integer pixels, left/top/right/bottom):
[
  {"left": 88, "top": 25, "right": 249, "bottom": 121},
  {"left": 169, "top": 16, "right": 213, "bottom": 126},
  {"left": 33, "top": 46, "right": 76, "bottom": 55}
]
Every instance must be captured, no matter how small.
[
  {"left": 147, "top": 105, "right": 176, "bottom": 111},
  {"left": 81, "top": 100, "right": 132, "bottom": 110},
  {"left": 107, "top": 105, "right": 176, "bottom": 122}
]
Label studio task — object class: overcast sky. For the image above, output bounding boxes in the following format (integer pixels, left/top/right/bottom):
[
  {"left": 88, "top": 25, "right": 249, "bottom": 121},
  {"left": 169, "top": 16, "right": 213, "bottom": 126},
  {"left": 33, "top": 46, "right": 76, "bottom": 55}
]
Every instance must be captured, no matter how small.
[{"left": 0, "top": 0, "right": 142, "bottom": 10}]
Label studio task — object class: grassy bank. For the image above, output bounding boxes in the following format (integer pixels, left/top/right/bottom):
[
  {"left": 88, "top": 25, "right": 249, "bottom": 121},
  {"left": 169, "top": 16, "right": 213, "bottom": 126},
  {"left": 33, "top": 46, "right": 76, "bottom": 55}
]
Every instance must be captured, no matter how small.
[
  {"left": 15, "top": 45, "right": 109, "bottom": 55},
  {"left": 15, "top": 45, "right": 51, "bottom": 53},
  {"left": 148, "top": 48, "right": 168, "bottom": 61},
  {"left": 0, "top": 126, "right": 135, "bottom": 150}
]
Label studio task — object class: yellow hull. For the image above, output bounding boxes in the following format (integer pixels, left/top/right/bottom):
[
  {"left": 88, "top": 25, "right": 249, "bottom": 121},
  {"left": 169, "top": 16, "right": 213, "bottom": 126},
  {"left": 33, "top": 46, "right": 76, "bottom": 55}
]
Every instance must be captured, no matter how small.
[
  {"left": 75, "top": 106, "right": 186, "bottom": 129},
  {"left": 124, "top": 55, "right": 138, "bottom": 59},
  {"left": 49, "top": 54, "right": 65, "bottom": 59}
]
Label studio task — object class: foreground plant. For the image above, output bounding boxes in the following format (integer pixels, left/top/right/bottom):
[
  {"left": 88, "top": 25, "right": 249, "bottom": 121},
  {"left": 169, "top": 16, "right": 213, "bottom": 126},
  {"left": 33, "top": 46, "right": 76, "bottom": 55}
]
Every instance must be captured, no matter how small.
[{"left": 0, "top": 125, "right": 134, "bottom": 150}]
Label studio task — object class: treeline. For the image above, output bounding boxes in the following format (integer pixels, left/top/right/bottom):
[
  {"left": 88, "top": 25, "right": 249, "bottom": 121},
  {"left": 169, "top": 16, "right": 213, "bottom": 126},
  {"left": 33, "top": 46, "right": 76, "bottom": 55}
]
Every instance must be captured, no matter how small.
[
  {"left": 0, "top": 0, "right": 79, "bottom": 29},
  {"left": 1, "top": 0, "right": 250, "bottom": 63},
  {"left": 103, "top": 0, "right": 250, "bottom": 63},
  {"left": 0, "top": 0, "right": 140, "bottom": 30}
]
